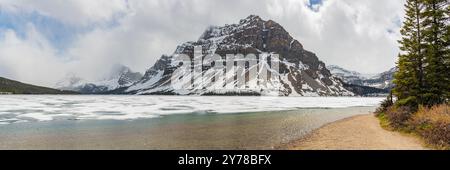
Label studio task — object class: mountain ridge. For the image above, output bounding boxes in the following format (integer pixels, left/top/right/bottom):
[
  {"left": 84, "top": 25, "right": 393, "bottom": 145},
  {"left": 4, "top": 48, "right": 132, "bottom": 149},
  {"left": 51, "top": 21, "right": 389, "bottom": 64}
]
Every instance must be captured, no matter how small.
[
  {"left": 119, "top": 15, "right": 353, "bottom": 96},
  {"left": 327, "top": 65, "right": 396, "bottom": 90},
  {"left": 0, "top": 77, "right": 78, "bottom": 94},
  {"left": 51, "top": 15, "right": 395, "bottom": 97},
  {"left": 56, "top": 65, "right": 143, "bottom": 94}
]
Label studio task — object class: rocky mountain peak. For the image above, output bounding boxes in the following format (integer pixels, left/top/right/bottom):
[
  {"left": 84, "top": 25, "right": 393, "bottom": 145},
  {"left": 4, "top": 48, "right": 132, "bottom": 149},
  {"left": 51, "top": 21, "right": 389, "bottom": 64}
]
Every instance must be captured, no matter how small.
[
  {"left": 121, "top": 15, "right": 353, "bottom": 96},
  {"left": 242, "top": 14, "right": 262, "bottom": 22}
]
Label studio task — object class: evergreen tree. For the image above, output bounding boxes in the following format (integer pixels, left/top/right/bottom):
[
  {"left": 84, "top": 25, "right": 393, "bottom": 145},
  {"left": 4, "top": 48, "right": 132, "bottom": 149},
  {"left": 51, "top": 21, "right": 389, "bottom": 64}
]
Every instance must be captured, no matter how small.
[
  {"left": 422, "top": 0, "right": 449, "bottom": 106},
  {"left": 421, "top": 0, "right": 449, "bottom": 105},
  {"left": 394, "top": 0, "right": 426, "bottom": 109},
  {"left": 446, "top": 3, "right": 450, "bottom": 102}
]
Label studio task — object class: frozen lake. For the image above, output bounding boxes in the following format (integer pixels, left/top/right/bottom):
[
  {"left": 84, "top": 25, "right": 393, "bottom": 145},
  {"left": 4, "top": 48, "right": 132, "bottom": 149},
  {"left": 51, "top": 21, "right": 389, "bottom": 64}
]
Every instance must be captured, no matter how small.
[
  {"left": 0, "top": 95, "right": 383, "bottom": 125},
  {"left": 0, "top": 95, "right": 384, "bottom": 149}
]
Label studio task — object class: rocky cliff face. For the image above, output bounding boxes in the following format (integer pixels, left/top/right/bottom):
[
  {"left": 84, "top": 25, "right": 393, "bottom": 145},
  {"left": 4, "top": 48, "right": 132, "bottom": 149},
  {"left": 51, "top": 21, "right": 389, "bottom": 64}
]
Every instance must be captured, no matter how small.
[{"left": 122, "top": 15, "right": 353, "bottom": 96}]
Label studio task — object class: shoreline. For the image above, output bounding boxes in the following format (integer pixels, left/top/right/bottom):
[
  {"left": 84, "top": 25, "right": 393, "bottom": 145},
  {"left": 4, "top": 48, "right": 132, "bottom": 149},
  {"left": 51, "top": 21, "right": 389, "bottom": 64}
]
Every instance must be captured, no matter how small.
[{"left": 283, "top": 114, "right": 428, "bottom": 150}]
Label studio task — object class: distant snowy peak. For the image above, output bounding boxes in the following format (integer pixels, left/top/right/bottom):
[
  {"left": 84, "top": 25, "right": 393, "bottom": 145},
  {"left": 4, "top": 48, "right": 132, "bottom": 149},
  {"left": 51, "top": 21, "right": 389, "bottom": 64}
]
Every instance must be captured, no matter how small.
[
  {"left": 366, "top": 67, "right": 397, "bottom": 90},
  {"left": 55, "top": 75, "right": 107, "bottom": 94},
  {"left": 55, "top": 73, "right": 87, "bottom": 90},
  {"left": 327, "top": 65, "right": 396, "bottom": 90},
  {"left": 56, "top": 65, "right": 142, "bottom": 94},
  {"left": 98, "top": 65, "right": 144, "bottom": 88},
  {"left": 372, "top": 67, "right": 397, "bottom": 80},
  {"left": 327, "top": 65, "right": 374, "bottom": 80},
  {"left": 123, "top": 15, "right": 353, "bottom": 96}
]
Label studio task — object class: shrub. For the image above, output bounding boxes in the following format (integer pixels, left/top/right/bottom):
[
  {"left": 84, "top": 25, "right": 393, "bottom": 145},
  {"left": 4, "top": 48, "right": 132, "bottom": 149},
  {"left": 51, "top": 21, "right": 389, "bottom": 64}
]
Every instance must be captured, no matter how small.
[
  {"left": 385, "top": 106, "right": 413, "bottom": 129},
  {"left": 396, "top": 96, "right": 419, "bottom": 112},
  {"left": 409, "top": 105, "right": 450, "bottom": 149},
  {"left": 375, "top": 93, "right": 394, "bottom": 116}
]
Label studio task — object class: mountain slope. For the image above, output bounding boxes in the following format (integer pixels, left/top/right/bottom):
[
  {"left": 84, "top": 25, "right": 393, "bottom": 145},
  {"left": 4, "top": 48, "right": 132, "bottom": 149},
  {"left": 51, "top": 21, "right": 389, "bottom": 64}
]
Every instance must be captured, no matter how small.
[
  {"left": 342, "top": 83, "right": 389, "bottom": 96},
  {"left": 56, "top": 65, "right": 143, "bottom": 94},
  {"left": 122, "top": 15, "right": 353, "bottom": 96},
  {"left": 0, "top": 77, "right": 77, "bottom": 94},
  {"left": 327, "top": 65, "right": 396, "bottom": 90},
  {"left": 365, "top": 67, "right": 396, "bottom": 90},
  {"left": 327, "top": 65, "right": 375, "bottom": 85}
]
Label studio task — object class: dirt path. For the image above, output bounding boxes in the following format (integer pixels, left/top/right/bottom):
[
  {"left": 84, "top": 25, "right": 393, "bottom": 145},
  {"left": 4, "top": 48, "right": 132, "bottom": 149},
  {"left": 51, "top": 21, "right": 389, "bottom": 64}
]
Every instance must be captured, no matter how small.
[{"left": 287, "top": 114, "right": 428, "bottom": 150}]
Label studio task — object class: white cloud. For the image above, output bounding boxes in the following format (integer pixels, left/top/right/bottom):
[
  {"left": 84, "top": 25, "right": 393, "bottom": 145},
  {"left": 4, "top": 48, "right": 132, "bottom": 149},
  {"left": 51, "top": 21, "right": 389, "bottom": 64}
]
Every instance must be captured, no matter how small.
[
  {"left": 0, "top": 0, "right": 129, "bottom": 26},
  {"left": 0, "top": 25, "right": 68, "bottom": 86},
  {"left": 262, "top": 0, "right": 405, "bottom": 73},
  {"left": 0, "top": 0, "right": 406, "bottom": 87}
]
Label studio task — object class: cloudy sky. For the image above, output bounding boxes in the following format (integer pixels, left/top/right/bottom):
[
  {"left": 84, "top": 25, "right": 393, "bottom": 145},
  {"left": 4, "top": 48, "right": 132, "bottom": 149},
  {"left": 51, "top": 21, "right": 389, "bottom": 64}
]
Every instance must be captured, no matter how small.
[{"left": 0, "top": 0, "right": 405, "bottom": 87}]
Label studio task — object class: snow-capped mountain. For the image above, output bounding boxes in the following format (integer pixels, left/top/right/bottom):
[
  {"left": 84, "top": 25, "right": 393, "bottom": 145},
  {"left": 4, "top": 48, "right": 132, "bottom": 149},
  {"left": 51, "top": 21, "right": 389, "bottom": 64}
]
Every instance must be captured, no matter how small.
[
  {"left": 56, "top": 65, "right": 143, "bottom": 94},
  {"left": 120, "top": 15, "right": 353, "bottom": 96},
  {"left": 364, "top": 67, "right": 396, "bottom": 90},
  {"left": 327, "top": 65, "right": 375, "bottom": 83},
  {"left": 327, "top": 65, "right": 396, "bottom": 90}
]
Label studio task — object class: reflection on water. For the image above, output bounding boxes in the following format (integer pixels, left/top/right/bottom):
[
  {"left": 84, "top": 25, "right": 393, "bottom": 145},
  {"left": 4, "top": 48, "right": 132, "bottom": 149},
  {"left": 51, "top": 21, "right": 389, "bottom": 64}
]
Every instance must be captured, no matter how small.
[{"left": 0, "top": 106, "right": 376, "bottom": 149}]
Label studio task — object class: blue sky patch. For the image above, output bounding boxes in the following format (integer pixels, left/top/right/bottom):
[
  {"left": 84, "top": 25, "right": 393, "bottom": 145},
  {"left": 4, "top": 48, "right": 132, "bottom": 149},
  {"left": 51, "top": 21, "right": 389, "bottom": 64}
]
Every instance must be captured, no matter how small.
[
  {"left": 0, "top": 10, "right": 78, "bottom": 50},
  {"left": 310, "top": 0, "right": 322, "bottom": 5},
  {"left": 308, "top": 0, "right": 323, "bottom": 11},
  {"left": 0, "top": 9, "right": 123, "bottom": 52}
]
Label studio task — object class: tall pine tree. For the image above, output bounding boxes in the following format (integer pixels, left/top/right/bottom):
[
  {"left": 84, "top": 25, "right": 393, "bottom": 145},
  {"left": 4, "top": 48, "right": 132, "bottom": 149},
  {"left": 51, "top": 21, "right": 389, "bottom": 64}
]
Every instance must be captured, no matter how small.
[
  {"left": 394, "top": 0, "right": 426, "bottom": 109},
  {"left": 446, "top": 2, "right": 450, "bottom": 102},
  {"left": 421, "top": 0, "right": 449, "bottom": 105}
]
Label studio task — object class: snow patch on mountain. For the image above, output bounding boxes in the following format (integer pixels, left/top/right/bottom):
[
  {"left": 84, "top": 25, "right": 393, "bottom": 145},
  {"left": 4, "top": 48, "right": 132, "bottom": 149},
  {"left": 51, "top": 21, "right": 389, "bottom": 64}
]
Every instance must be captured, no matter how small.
[
  {"left": 56, "top": 65, "right": 143, "bottom": 93},
  {"left": 327, "top": 65, "right": 396, "bottom": 90},
  {"left": 120, "top": 15, "right": 354, "bottom": 96}
]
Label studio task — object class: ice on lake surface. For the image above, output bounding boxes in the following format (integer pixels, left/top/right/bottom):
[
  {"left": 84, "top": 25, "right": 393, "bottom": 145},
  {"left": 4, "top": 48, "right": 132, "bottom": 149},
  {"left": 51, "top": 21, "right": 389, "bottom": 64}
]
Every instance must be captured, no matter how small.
[
  {"left": 0, "top": 95, "right": 384, "bottom": 125},
  {"left": 0, "top": 95, "right": 384, "bottom": 149}
]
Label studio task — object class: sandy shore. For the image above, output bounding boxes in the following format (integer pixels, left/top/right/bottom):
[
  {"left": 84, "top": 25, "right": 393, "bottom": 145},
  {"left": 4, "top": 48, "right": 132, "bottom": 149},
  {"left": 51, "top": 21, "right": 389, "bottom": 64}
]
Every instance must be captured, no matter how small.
[{"left": 286, "top": 114, "right": 428, "bottom": 150}]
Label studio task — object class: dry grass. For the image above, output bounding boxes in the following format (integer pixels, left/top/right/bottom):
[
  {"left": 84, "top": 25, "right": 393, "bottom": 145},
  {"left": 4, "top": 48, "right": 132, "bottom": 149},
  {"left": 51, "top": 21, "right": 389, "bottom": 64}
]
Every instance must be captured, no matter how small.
[
  {"left": 409, "top": 105, "right": 450, "bottom": 149},
  {"left": 376, "top": 104, "right": 450, "bottom": 149}
]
